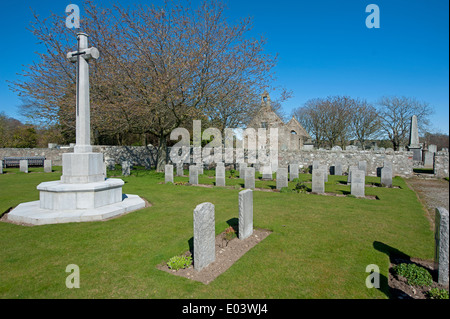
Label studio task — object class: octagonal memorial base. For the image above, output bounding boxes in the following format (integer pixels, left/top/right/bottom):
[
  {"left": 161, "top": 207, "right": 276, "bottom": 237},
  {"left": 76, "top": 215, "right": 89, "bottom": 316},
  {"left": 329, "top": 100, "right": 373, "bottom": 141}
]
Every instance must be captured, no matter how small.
[{"left": 6, "top": 178, "right": 145, "bottom": 226}]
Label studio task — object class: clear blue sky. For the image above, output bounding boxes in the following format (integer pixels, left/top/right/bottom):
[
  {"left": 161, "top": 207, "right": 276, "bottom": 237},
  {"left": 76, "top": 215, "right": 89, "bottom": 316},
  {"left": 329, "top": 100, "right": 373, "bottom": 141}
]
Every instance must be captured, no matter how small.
[{"left": 0, "top": 0, "right": 448, "bottom": 133}]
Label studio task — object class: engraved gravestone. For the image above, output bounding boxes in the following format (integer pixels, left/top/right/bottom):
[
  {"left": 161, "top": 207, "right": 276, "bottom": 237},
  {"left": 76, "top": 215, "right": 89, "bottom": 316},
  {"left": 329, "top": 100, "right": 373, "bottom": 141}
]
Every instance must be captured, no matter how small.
[
  {"left": 20, "top": 160, "right": 28, "bottom": 173},
  {"left": 176, "top": 163, "right": 184, "bottom": 176},
  {"left": 122, "top": 161, "right": 130, "bottom": 176},
  {"left": 239, "top": 163, "right": 247, "bottom": 179},
  {"left": 358, "top": 161, "right": 367, "bottom": 176},
  {"left": 244, "top": 167, "right": 255, "bottom": 189},
  {"left": 189, "top": 165, "right": 198, "bottom": 185},
  {"left": 319, "top": 164, "right": 328, "bottom": 182},
  {"left": 276, "top": 168, "right": 288, "bottom": 189},
  {"left": 216, "top": 164, "right": 225, "bottom": 187},
  {"left": 351, "top": 169, "right": 365, "bottom": 197},
  {"left": 44, "top": 160, "right": 52, "bottom": 173},
  {"left": 380, "top": 166, "right": 392, "bottom": 187},
  {"left": 312, "top": 169, "right": 325, "bottom": 193},
  {"left": 165, "top": 164, "right": 173, "bottom": 183},
  {"left": 334, "top": 161, "right": 343, "bottom": 176},
  {"left": 347, "top": 165, "right": 358, "bottom": 184},
  {"left": 434, "top": 207, "right": 449, "bottom": 286},
  {"left": 239, "top": 189, "right": 253, "bottom": 240},
  {"left": 193, "top": 202, "right": 215, "bottom": 271},
  {"left": 289, "top": 163, "right": 299, "bottom": 181}
]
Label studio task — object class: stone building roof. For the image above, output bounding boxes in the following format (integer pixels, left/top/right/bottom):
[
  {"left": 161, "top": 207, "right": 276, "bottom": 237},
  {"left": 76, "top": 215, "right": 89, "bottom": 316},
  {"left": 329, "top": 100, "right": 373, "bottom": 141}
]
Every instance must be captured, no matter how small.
[{"left": 246, "top": 92, "right": 312, "bottom": 150}]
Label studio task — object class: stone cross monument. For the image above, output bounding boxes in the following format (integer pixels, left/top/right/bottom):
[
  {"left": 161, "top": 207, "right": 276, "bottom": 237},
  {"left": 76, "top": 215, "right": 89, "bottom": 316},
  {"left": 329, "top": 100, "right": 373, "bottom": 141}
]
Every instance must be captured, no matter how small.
[
  {"left": 67, "top": 32, "right": 99, "bottom": 154},
  {"left": 7, "top": 32, "right": 145, "bottom": 225}
]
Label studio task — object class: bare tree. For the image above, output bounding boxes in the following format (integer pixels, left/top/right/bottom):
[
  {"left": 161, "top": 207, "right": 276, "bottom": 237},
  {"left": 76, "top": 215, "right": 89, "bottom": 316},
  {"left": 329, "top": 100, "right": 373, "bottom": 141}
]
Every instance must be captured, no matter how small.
[
  {"left": 10, "top": 0, "right": 278, "bottom": 170},
  {"left": 350, "top": 99, "right": 381, "bottom": 149},
  {"left": 293, "top": 96, "right": 353, "bottom": 148},
  {"left": 377, "top": 96, "right": 433, "bottom": 150}
]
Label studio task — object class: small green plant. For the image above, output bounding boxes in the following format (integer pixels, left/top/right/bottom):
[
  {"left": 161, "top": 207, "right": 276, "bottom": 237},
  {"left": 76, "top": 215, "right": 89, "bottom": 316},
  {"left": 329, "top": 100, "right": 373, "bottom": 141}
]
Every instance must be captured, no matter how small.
[
  {"left": 292, "top": 178, "right": 301, "bottom": 183},
  {"left": 393, "top": 263, "right": 433, "bottom": 286},
  {"left": 167, "top": 255, "right": 192, "bottom": 271},
  {"left": 427, "top": 287, "right": 449, "bottom": 299},
  {"left": 221, "top": 226, "right": 237, "bottom": 247},
  {"left": 224, "top": 226, "right": 237, "bottom": 241},
  {"left": 229, "top": 169, "right": 236, "bottom": 178},
  {"left": 294, "top": 182, "right": 308, "bottom": 194}
]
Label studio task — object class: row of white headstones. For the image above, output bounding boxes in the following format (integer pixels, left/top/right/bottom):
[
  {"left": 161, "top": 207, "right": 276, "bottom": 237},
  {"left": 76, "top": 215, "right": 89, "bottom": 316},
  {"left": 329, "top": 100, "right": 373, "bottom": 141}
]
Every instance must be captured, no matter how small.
[{"left": 162, "top": 161, "right": 394, "bottom": 197}]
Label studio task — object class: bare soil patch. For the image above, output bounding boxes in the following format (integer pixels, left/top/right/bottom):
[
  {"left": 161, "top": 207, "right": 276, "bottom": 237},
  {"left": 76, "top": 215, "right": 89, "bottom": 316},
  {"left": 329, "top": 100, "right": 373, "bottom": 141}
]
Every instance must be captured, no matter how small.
[
  {"left": 157, "top": 228, "right": 271, "bottom": 284},
  {"left": 388, "top": 255, "right": 448, "bottom": 299}
]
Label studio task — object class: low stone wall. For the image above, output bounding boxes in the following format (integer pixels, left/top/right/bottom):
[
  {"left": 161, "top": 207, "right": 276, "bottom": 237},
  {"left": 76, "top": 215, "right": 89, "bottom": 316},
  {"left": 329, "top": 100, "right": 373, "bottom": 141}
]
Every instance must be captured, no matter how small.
[
  {"left": 0, "top": 146, "right": 158, "bottom": 167},
  {"left": 1, "top": 146, "right": 415, "bottom": 177},
  {"left": 0, "top": 147, "right": 73, "bottom": 166},
  {"left": 434, "top": 152, "right": 449, "bottom": 178},
  {"left": 278, "top": 149, "right": 414, "bottom": 177}
]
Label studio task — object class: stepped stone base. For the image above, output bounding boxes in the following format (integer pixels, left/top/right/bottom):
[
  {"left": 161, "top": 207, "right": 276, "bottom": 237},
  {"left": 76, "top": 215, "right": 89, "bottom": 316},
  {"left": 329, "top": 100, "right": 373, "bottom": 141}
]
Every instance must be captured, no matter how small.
[{"left": 7, "top": 194, "right": 145, "bottom": 226}]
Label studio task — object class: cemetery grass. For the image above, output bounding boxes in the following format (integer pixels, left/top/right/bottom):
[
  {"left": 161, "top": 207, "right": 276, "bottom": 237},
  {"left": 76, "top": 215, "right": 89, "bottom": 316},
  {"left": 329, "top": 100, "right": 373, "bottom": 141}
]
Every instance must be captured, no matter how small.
[{"left": 0, "top": 168, "right": 434, "bottom": 298}]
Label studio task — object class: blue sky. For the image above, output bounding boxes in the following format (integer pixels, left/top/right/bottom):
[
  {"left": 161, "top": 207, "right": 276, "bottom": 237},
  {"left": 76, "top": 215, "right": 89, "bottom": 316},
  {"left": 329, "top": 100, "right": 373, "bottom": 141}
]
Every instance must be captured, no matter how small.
[{"left": 0, "top": 0, "right": 448, "bottom": 133}]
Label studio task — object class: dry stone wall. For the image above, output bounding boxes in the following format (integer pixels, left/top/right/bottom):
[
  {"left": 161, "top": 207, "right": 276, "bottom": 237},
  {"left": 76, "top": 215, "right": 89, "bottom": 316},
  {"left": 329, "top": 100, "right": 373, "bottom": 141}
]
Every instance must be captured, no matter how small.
[
  {"left": 434, "top": 152, "right": 449, "bottom": 178},
  {"left": 0, "top": 146, "right": 432, "bottom": 177}
]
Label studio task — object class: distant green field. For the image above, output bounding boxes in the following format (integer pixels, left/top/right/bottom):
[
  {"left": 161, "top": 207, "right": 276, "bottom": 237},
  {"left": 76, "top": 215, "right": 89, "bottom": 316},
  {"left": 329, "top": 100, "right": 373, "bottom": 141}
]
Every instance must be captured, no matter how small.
[{"left": 0, "top": 167, "right": 434, "bottom": 298}]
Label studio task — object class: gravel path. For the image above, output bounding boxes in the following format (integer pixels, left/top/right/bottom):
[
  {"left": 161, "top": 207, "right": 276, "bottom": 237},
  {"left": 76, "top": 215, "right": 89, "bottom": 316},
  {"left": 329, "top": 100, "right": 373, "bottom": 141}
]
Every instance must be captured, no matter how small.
[{"left": 405, "top": 176, "right": 449, "bottom": 229}]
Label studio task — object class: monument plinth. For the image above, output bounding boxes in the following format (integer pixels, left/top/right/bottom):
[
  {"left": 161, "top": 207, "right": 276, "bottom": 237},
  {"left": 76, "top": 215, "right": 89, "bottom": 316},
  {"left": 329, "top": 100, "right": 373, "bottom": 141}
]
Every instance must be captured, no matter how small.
[{"left": 7, "top": 33, "right": 145, "bottom": 225}]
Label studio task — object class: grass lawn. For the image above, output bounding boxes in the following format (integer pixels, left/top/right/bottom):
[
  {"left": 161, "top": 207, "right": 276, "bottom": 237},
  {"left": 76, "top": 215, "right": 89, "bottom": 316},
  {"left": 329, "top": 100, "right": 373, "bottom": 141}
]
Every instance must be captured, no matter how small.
[{"left": 0, "top": 167, "right": 434, "bottom": 298}]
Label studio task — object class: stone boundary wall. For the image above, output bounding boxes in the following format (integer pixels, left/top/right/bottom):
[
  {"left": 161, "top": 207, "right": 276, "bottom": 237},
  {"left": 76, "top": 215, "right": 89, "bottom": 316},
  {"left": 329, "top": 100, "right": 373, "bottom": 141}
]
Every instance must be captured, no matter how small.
[
  {"left": 434, "top": 152, "right": 449, "bottom": 178},
  {"left": 0, "top": 146, "right": 158, "bottom": 167},
  {"left": 278, "top": 149, "right": 414, "bottom": 177},
  {"left": 1, "top": 146, "right": 416, "bottom": 177}
]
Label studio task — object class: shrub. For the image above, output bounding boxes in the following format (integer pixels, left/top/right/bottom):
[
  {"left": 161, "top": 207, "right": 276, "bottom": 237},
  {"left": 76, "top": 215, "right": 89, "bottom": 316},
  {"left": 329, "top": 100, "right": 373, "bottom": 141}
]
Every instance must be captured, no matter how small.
[
  {"left": 427, "top": 287, "right": 449, "bottom": 299},
  {"left": 294, "top": 182, "right": 308, "bottom": 194},
  {"left": 393, "top": 263, "right": 433, "bottom": 286},
  {"left": 224, "top": 226, "right": 237, "bottom": 241},
  {"left": 167, "top": 255, "right": 192, "bottom": 271}
]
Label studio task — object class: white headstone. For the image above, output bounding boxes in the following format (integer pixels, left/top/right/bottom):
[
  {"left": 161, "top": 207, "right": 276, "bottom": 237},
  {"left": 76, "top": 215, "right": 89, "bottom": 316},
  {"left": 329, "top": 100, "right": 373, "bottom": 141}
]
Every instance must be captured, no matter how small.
[
  {"left": 176, "top": 163, "right": 184, "bottom": 176},
  {"left": 312, "top": 169, "right": 325, "bottom": 193},
  {"left": 20, "top": 160, "right": 28, "bottom": 173},
  {"left": 189, "top": 165, "right": 198, "bottom": 185},
  {"left": 44, "top": 160, "right": 52, "bottom": 173},
  {"left": 216, "top": 165, "right": 225, "bottom": 187},
  {"left": 165, "top": 164, "right": 174, "bottom": 183},
  {"left": 239, "top": 189, "right": 253, "bottom": 240},
  {"left": 193, "top": 202, "right": 215, "bottom": 271},
  {"left": 435, "top": 207, "right": 449, "bottom": 286},
  {"left": 381, "top": 166, "right": 393, "bottom": 187},
  {"left": 244, "top": 167, "right": 255, "bottom": 189},
  {"left": 289, "top": 163, "right": 299, "bottom": 181},
  {"left": 351, "top": 170, "right": 365, "bottom": 197},
  {"left": 276, "top": 168, "right": 288, "bottom": 189}
]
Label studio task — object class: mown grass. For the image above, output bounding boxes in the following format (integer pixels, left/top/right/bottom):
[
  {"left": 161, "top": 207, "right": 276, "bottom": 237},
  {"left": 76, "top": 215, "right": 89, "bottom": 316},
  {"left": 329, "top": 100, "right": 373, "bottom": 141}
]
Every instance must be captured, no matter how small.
[{"left": 0, "top": 167, "right": 434, "bottom": 298}]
